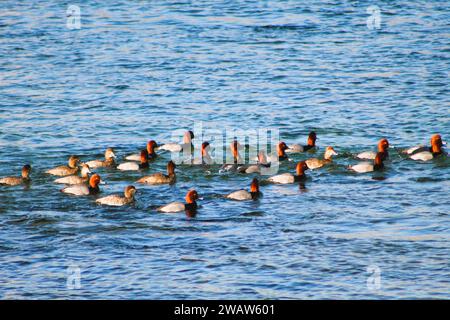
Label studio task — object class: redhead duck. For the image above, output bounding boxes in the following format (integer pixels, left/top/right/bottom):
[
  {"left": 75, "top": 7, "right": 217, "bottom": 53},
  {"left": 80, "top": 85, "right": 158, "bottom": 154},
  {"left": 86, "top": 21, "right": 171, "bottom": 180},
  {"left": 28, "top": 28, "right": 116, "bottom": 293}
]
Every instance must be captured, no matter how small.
[
  {"left": 408, "top": 134, "right": 445, "bottom": 161},
  {"left": 125, "top": 140, "right": 158, "bottom": 161},
  {"left": 238, "top": 151, "right": 270, "bottom": 174},
  {"left": 96, "top": 185, "right": 136, "bottom": 206},
  {"left": 192, "top": 141, "right": 214, "bottom": 165},
  {"left": 159, "top": 131, "right": 194, "bottom": 153},
  {"left": 286, "top": 131, "right": 317, "bottom": 153},
  {"left": 226, "top": 178, "right": 261, "bottom": 201},
  {"left": 357, "top": 138, "right": 389, "bottom": 160},
  {"left": 157, "top": 190, "right": 200, "bottom": 213},
  {"left": 54, "top": 164, "right": 91, "bottom": 184},
  {"left": 61, "top": 173, "right": 103, "bottom": 196},
  {"left": 85, "top": 148, "right": 116, "bottom": 168},
  {"left": 0, "top": 165, "right": 31, "bottom": 186},
  {"left": 136, "top": 161, "right": 176, "bottom": 184},
  {"left": 277, "top": 142, "right": 289, "bottom": 161},
  {"left": 268, "top": 161, "right": 308, "bottom": 184},
  {"left": 306, "top": 146, "right": 338, "bottom": 170},
  {"left": 117, "top": 150, "right": 149, "bottom": 171},
  {"left": 349, "top": 152, "right": 385, "bottom": 173},
  {"left": 220, "top": 140, "right": 243, "bottom": 172},
  {"left": 46, "top": 156, "right": 80, "bottom": 176}
]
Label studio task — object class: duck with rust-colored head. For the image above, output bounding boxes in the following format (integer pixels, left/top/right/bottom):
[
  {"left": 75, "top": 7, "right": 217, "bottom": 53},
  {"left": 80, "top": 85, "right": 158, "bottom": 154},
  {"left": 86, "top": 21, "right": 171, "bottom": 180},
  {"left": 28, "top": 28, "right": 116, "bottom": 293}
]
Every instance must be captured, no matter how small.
[
  {"left": 407, "top": 134, "right": 445, "bottom": 161},
  {"left": 117, "top": 150, "right": 149, "bottom": 171},
  {"left": 349, "top": 152, "right": 385, "bottom": 173},
  {"left": 268, "top": 161, "right": 309, "bottom": 184},
  {"left": 226, "top": 178, "right": 261, "bottom": 201},
  {"left": 159, "top": 131, "right": 195, "bottom": 153},
  {"left": 157, "top": 190, "right": 200, "bottom": 213},
  {"left": 357, "top": 138, "right": 389, "bottom": 161},
  {"left": 61, "top": 173, "right": 103, "bottom": 196},
  {"left": 125, "top": 140, "right": 158, "bottom": 161},
  {"left": 286, "top": 131, "right": 317, "bottom": 153}
]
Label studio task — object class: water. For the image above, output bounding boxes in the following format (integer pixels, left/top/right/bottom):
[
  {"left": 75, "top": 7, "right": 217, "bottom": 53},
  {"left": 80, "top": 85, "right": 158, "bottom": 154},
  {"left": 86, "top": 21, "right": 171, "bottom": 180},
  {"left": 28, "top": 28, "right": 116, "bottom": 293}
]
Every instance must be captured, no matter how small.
[{"left": 0, "top": 0, "right": 449, "bottom": 299}]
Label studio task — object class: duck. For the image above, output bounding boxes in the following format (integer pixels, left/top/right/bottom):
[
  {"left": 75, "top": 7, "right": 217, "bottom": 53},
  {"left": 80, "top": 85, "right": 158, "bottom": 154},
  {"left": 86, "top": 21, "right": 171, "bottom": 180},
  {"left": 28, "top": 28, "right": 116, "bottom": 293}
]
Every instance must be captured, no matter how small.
[
  {"left": 305, "top": 146, "right": 338, "bottom": 170},
  {"left": 408, "top": 134, "right": 445, "bottom": 161},
  {"left": 0, "top": 165, "right": 31, "bottom": 186},
  {"left": 349, "top": 152, "right": 385, "bottom": 173},
  {"left": 125, "top": 140, "right": 158, "bottom": 161},
  {"left": 157, "top": 190, "right": 200, "bottom": 213},
  {"left": 226, "top": 178, "right": 261, "bottom": 201},
  {"left": 277, "top": 141, "right": 289, "bottom": 161},
  {"left": 85, "top": 148, "right": 116, "bottom": 168},
  {"left": 238, "top": 151, "right": 270, "bottom": 174},
  {"left": 136, "top": 160, "right": 176, "bottom": 184},
  {"left": 61, "top": 173, "right": 103, "bottom": 196},
  {"left": 192, "top": 141, "right": 214, "bottom": 165},
  {"left": 357, "top": 138, "right": 389, "bottom": 160},
  {"left": 117, "top": 150, "right": 149, "bottom": 171},
  {"left": 158, "top": 131, "right": 194, "bottom": 153},
  {"left": 268, "top": 161, "right": 308, "bottom": 184},
  {"left": 220, "top": 140, "right": 243, "bottom": 172},
  {"left": 54, "top": 164, "right": 91, "bottom": 184},
  {"left": 46, "top": 156, "right": 80, "bottom": 176},
  {"left": 286, "top": 131, "right": 317, "bottom": 153},
  {"left": 96, "top": 185, "right": 136, "bottom": 206}
]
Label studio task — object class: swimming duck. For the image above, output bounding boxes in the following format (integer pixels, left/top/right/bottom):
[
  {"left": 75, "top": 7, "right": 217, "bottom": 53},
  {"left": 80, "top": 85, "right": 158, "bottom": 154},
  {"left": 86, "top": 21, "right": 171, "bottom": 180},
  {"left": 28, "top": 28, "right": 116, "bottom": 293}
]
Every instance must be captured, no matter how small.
[
  {"left": 277, "top": 141, "right": 289, "bottom": 161},
  {"left": 46, "top": 156, "right": 80, "bottom": 176},
  {"left": 54, "top": 164, "right": 91, "bottom": 184},
  {"left": 157, "top": 190, "right": 200, "bottom": 213},
  {"left": 61, "top": 173, "right": 103, "bottom": 196},
  {"left": 357, "top": 138, "right": 389, "bottom": 160},
  {"left": 408, "top": 134, "right": 445, "bottom": 161},
  {"left": 85, "top": 148, "right": 116, "bottom": 168},
  {"left": 0, "top": 165, "right": 31, "bottom": 186},
  {"left": 125, "top": 140, "right": 158, "bottom": 161},
  {"left": 238, "top": 151, "right": 270, "bottom": 174},
  {"left": 136, "top": 160, "right": 176, "bottom": 184},
  {"left": 268, "top": 161, "right": 308, "bottom": 184},
  {"left": 286, "top": 131, "right": 317, "bottom": 153},
  {"left": 192, "top": 141, "right": 214, "bottom": 165},
  {"left": 117, "top": 150, "right": 149, "bottom": 171},
  {"left": 306, "top": 146, "right": 338, "bottom": 170},
  {"left": 159, "top": 131, "right": 194, "bottom": 153},
  {"left": 349, "top": 152, "right": 385, "bottom": 173},
  {"left": 220, "top": 140, "right": 243, "bottom": 172},
  {"left": 96, "top": 185, "right": 136, "bottom": 206},
  {"left": 226, "top": 178, "right": 261, "bottom": 201}
]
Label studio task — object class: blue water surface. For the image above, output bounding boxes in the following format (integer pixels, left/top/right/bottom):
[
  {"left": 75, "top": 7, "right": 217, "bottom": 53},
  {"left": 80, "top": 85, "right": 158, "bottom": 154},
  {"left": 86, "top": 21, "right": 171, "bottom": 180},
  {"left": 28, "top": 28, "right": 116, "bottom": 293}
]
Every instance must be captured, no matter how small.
[{"left": 0, "top": 1, "right": 449, "bottom": 299}]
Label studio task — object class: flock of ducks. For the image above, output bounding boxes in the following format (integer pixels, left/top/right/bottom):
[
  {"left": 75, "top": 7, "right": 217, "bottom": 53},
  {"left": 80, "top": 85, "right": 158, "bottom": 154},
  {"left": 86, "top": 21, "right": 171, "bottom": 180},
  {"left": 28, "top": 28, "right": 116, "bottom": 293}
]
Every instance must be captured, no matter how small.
[{"left": 0, "top": 131, "right": 446, "bottom": 215}]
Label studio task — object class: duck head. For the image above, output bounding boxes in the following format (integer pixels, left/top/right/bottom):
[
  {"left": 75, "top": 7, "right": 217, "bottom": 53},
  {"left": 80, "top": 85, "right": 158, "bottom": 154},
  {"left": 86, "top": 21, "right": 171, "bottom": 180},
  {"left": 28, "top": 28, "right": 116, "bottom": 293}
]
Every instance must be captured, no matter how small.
[
  {"left": 124, "top": 185, "right": 136, "bottom": 199},
  {"left": 105, "top": 148, "right": 116, "bottom": 160},
  {"left": 167, "top": 160, "right": 176, "bottom": 175},
  {"left": 324, "top": 146, "right": 338, "bottom": 160},
  {"left": 307, "top": 131, "right": 317, "bottom": 147},
  {"left": 296, "top": 161, "right": 309, "bottom": 176},
  {"left": 22, "top": 164, "right": 31, "bottom": 179},
  {"left": 378, "top": 138, "right": 389, "bottom": 152},
  {"left": 68, "top": 156, "right": 80, "bottom": 168},
  {"left": 147, "top": 140, "right": 158, "bottom": 155},
  {"left": 431, "top": 134, "right": 443, "bottom": 154}
]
